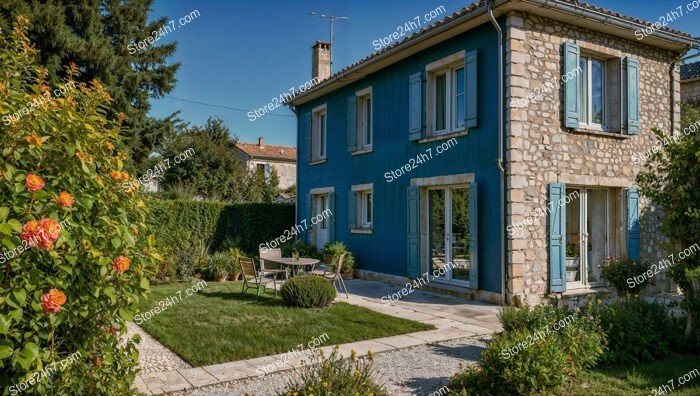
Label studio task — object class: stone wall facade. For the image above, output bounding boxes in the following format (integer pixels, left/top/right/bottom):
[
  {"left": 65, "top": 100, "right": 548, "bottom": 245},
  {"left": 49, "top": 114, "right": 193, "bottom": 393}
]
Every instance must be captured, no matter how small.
[
  {"left": 504, "top": 12, "right": 682, "bottom": 305},
  {"left": 247, "top": 159, "right": 296, "bottom": 190}
]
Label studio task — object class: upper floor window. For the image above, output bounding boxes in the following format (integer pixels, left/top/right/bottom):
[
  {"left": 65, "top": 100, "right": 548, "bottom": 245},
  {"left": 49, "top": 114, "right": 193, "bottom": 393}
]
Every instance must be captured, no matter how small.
[
  {"left": 357, "top": 88, "right": 372, "bottom": 149},
  {"left": 426, "top": 51, "right": 468, "bottom": 136},
  {"left": 579, "top": 55, "right": 606, "bottom": 127},
  {"left": 312, "top": 105, "right": 327, "bottom": 161}
]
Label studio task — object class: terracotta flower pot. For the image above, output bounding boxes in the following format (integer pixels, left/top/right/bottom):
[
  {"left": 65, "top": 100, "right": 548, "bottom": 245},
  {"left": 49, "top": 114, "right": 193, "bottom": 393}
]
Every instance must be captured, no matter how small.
[
  {"left": 230, "top": 273, "right": 241, "bottom": 281},
  {"left": 213, "top": 275, "right": 227, "bottom": 282}
]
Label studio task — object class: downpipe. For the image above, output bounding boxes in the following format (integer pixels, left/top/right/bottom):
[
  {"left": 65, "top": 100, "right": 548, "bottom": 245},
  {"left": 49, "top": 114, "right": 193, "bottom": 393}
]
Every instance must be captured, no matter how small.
[{"left": 488, "top": 0, "right": 507, "bottom": 305}]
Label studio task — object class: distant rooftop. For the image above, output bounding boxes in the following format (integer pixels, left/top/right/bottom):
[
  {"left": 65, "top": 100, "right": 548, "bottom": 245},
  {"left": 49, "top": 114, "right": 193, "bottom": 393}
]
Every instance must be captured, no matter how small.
[{"left": 235, "top": 137, "right": 296, "bottom": 162}]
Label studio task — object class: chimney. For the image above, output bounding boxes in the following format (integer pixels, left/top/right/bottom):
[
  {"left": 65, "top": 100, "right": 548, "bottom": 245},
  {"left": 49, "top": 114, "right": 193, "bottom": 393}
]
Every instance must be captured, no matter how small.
[
  {"left": 312, "top": 41, "right": 331, "bottom": 80},
  {"left": 258, "top": 137, "right": 264, "bottom": 148}
]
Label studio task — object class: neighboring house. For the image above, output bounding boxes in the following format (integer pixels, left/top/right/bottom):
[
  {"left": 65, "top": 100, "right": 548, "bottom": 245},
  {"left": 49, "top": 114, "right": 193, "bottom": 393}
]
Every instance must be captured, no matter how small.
[
  {"left": 681, "top": 61, "right": 700, "bottom": 108},
  {"left": 235, "top": 137, "right": 297, "bottom": 190},
  {"left": 287, "top": 0, "right": 698, "bottom": 305}
]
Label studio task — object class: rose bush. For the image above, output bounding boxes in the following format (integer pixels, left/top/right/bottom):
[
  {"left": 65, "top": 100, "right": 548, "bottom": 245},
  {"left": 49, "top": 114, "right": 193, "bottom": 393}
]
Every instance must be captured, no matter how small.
[{"left": 0, "top": 18, "right": 159, "bottom": 394}]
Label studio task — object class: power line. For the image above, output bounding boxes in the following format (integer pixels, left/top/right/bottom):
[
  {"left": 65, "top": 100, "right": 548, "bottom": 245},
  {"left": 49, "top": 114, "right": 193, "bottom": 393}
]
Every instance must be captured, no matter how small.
[{"left": 163, "top": 95, "right": 296, "bottom": 118}]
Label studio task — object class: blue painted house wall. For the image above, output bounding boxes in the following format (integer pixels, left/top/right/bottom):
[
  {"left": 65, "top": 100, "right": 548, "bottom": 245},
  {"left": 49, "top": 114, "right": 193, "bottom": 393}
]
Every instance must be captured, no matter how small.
[{"left": 295, "top": 23, "right": 503, "bottom": 294}]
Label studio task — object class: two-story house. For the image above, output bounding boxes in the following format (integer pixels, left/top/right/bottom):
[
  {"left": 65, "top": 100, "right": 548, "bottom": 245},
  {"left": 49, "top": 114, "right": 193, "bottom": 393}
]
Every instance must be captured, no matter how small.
[{"left": 287, "top": 0, "right": 698, "bottom": 305}]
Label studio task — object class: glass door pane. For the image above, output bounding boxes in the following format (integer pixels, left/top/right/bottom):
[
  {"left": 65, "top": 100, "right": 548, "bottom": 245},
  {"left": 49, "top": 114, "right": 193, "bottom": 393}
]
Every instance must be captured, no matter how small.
[
  {"left": 428, "top": 189, "right": 447, "bottom": 279},
  {"left": 586, "top": 189, "right": 608, "bottom": 283},
  {"left": 565, "top": 188, "right": 582, "bottom": 283},
  {"left": 450, "top": 187, "right": 470, "bottom": 282}
]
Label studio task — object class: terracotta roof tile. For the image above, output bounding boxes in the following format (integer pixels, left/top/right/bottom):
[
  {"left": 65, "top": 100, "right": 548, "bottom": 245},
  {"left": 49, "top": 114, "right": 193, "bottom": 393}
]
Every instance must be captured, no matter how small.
[{"left": 236, "top": 142, "right": 296, "bottom": 161}]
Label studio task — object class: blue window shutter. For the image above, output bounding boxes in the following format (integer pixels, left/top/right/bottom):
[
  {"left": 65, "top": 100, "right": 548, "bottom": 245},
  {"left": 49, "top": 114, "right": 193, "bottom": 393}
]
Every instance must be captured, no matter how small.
[
  {"left": 328, "top": 192, "right": 335, "bottom": 243},
  {"left": 549, "top": 182, "right": 567, "bottom": 292},
  {"left": 468, "top": 181, "right": 479, "bottom": 289},
  {"left": 348, "top": 96, "right": 357, "bottom": 151},
  {"left": 304, "top": 112, "right": 312, "bottom": 162},
  {"left": 305, "top": 193, "right": 312, "bottom": 244},
  {"left": 263, "top": 163, "right": 270, "bottom": 176},
  {"left": 347, "top": 190, "right": 357, "bottom": 229},
  {"left": 465, "top": 50, "right": 478, "bottom": 128},
  {"left": 408, "top": 72, "right": 424, "bottom": 141},
  {"left": 407, "top": 186, "right": 420, "bottom": 278},
  {"left": 627, "top": 188, "right": 640, "bottom": 260},
  {"left": 626, "top": 57, "right": 640, "bottom": 135},
  {"left": 563, "top": 42, "right": 580, "bottom": 128}
]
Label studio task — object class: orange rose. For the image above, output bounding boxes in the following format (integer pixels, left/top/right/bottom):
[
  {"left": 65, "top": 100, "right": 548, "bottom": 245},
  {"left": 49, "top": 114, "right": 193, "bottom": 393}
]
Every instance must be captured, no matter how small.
[
  {"left": 109, "top": 170, "right": 123, "bottom": 180},
  {"left": 55, "top": 191, "right": 75, "bottom": 208},
  {"left": 25, "top": 174, "right": 45, "bottom": 192},
  {"left": 20, "top": 220, "right": 41, "bottom": 248},
  {"left": 106, "top": 142, "right": 115, "bottom": 151},
  {"left": 112, "top": 256, "right": 130, "bottom": 273},
  {"left": 41, "top": 289, "right": 66, "bottom": 314}
]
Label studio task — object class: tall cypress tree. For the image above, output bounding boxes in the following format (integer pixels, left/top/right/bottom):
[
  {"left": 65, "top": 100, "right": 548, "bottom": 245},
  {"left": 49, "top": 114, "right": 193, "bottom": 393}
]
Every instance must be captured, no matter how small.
[{"left": 0, "top": 0, "right": 180, "bottom": 170}]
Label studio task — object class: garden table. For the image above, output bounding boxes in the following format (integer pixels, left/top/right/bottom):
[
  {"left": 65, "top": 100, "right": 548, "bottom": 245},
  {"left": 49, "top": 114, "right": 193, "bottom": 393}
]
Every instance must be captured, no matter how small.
[{"left": 266, "top": 257, "right": 319, "bottom": 277}]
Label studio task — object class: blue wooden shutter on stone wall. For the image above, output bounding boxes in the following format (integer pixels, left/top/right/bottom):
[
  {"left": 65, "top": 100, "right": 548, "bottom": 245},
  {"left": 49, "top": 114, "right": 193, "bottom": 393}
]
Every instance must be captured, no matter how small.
[
  {"left": 549, "top": 183, "right": 567, "bottom": 293},
  {"left": 564, "top": 42, "right": 580, "bottom": 129},
  {"left": 626, "top": 58, "right": 640, "bottom": 135},
  {"left": 468, "top": 181, "right": 479, "bottom": 288},
  {"left": 465, "top": 50, "right": 478, "bottom": 128},
  {"left": 408, "top": 72, "right": 424, "bottom": 141},
  {"left": 328, "top": 192, "right": 335, "bottom": 244},
  {"left": 627, "top": 188, "right": 640, "bottom": 260},
  {"left": 304, "top": 113, "right": 312, "bottom": 162},
  {"left": 407, "top": 186, "right": 420, "bottom": 278},
  {"left": 347, "top": 190, "right": 357, "bottom": 230},
  {"left": 348, "top": 96, "right": 357, "bottom": 151},
  {"left": 305, "top": 194, "right": 312, "bottom": 244}
]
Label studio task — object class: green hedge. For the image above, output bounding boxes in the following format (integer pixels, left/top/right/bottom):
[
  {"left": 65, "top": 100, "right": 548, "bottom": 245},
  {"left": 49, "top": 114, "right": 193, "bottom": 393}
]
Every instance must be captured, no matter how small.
[{"left": 147, "top": 199, "right": 295, "bottom": 254}]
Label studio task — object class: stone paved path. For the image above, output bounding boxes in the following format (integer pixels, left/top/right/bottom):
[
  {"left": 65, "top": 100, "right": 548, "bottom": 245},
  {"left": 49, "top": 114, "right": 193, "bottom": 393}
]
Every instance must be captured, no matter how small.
[
  {"left": 133, "top": 279, "right": 501, "bottom": 395},
  {"left": 127, "top": 322, "right": 191, "bottom": 374}
]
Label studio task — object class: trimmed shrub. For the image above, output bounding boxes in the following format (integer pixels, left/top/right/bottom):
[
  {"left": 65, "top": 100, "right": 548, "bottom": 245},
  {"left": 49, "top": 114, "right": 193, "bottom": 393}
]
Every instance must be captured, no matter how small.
[
  {"left": 597, "top": 297, "right": 678, "bottom": 365},
  {"left": 450, "top": 303, "right": 605, "bottom": 395},
  {"left": 280, "top": 346, "right": 387, "bottom": 396},
  {"left": 281, "top": 275, "right": 336, "bottom": 308},
  {"left": 600, "top": 257, "right": 651, "bottom": 296},
  {"left": 0, "top": 20, "right": 158, "bottom": 394}
]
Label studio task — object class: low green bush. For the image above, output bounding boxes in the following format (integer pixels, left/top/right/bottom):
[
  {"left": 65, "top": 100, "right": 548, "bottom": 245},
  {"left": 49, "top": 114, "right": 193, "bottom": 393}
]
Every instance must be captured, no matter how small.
[
  {"left": 597, "top": 297, "right": 678, "bottom": 365},
  {"left": 281, "top": 275, "right": 336, "bottom": 308},
  {"left": 450, "top": 303, "right": 605, "bottom": 395},
  {"left": 281, "top": 239, "right": 320, "bottom": 259},
  {"left": 600, "top": 257, "right": 651, "bottom": 296},
  {"left": 280, "top": 346, "right": 387, "bottom": 396}
]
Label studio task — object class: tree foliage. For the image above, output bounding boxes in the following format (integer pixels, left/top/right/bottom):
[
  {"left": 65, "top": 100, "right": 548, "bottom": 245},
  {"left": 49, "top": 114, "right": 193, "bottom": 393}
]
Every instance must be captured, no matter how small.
[
  {"left": 637, "top": 106, "right": 700, "bottom": 339},
  {"left": 0, "top": 19, "right": 159, "bottom": 394},
  {"left": 159, "top": 116, "right": 280, "bottom": 202},
  {"left": 0, "top": 0, "right": 181, "bottom": 170}
]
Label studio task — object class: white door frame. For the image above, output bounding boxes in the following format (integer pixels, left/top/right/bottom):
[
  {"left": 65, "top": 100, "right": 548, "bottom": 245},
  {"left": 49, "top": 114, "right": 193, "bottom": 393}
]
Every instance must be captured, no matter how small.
[{"left": 425, "top": 185, "right": 469, "bottom": 287}]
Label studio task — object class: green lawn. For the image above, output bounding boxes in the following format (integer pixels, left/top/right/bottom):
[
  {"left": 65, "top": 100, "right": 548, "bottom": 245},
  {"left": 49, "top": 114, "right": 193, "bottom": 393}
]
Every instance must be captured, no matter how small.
[
  {"left": 569, "top": 355, "right": 700, "bottom": 395},
  {"left": 133, "top": 281, "right": 433, "bottom": 366}
]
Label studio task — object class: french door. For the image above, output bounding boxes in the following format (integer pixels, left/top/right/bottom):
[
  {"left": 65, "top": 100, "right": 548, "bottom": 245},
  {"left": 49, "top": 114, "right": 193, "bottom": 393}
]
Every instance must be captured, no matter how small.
[{"left": 427, "top": 186, "right": 471, "bottom": 285}]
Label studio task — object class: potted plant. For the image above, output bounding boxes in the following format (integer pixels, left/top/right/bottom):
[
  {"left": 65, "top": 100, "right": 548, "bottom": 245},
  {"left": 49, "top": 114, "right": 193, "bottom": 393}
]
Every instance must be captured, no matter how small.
[
  {"left": 206, "top": 252, "right": 230, "bottom": 282},
  {"left": 228, "top": 247, "right": 243, "bottom": 281},
  {"left": 323, "top": 242, "right": 356, "bottom": 279},
  {"left": 565, "top": 243, "right": 580, "bottom": 282}
]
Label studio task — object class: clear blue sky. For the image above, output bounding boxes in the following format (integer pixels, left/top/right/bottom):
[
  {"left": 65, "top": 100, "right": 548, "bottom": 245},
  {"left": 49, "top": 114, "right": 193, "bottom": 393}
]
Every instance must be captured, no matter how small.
[{"left": 148, "top": 0, "right": 700, "bottom": 148}]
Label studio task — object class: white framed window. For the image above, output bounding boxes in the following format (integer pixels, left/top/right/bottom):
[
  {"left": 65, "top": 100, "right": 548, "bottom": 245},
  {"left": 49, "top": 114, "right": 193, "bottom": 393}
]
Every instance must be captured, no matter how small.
[
  {"left": 578, "top": 55, "right": 606, "bottom": 129},
  {"left": 312, "top": 104, "right": 327, "bottom": 161},
  {"left": 360, "top": 190, "right": 372, "bottom": 228},
  {"left": 356, "top": 87, "right": 372, "bottom": 149},
  {"left": 426, "top": 52, "right": 466, "bottom": 136},
  {"left": 351, "top": 183, "right": 373, "bottom": 233}
]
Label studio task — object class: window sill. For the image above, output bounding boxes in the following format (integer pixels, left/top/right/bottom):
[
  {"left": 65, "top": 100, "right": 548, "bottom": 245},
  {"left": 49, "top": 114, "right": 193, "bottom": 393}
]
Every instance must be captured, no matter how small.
[
  {"left": 351, "top": 147, "right": 373, "bottom": 156},
  {"left": 555, "top": 286, "right": 613, "bottom": 297},
  {"left": 569, "top": 128, "right": 629, "bottom": 140},
  {"left": 309, "top": 159, "right": 327, "bottom": 166},
  {"left": 418, "top": 130, "right": 468, "bottom": 144},
  {"left": 351, "top": 228, "right": 373, "bottom": 235}
]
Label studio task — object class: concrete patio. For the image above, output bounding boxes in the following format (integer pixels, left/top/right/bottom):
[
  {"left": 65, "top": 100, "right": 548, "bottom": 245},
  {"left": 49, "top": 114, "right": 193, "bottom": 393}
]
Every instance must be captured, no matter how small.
[{"left": 133, "top": 278, "right": 501, "bottom": 395}]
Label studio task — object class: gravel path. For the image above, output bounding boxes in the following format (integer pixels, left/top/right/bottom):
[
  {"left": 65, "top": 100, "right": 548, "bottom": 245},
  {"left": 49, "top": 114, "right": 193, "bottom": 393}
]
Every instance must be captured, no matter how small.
[
  {"left": 127, "top": 322, "right": 192, "bottom": 374},
  {"left": 172, "top": 336, "right": 489, "bottom": 396}
]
